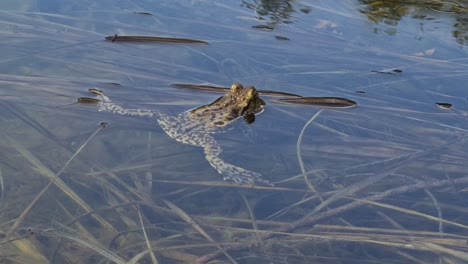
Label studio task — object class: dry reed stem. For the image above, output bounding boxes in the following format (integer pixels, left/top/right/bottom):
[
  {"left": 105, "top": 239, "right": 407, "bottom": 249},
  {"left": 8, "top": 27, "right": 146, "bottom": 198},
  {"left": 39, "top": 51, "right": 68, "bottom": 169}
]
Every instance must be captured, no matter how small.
[
  {"left": 131, "top": 203, "right": 159, "bottom": 264},
  {"left": 196, "top": 174, "right": 468, "bottom": 263},
  {"left": 3, "top": 123, "right": 116, "bottom": 239},
  {"left": 164, "top": 200, "right": 238, "bottom": 263}
]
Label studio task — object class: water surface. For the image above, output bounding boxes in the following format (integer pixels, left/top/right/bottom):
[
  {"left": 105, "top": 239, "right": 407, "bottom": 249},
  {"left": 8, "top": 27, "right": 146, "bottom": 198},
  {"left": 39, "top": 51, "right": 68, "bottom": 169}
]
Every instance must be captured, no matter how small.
[{"left": 1, "top": 0, "right": 468, "bottom": 263}]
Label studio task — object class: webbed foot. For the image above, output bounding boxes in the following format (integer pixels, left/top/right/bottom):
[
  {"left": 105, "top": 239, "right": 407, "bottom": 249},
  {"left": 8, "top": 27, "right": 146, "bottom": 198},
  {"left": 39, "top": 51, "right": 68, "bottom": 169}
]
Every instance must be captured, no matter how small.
[{"left": 219, "top": 164, "right": 274, "bottom": 186}]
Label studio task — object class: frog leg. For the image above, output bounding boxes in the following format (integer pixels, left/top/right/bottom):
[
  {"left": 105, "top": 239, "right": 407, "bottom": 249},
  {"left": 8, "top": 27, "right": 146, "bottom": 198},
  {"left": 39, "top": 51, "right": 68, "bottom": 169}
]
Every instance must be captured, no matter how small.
[
  {"left": 157, "top": 118, "right": 273, "bottom": 186},
  {"left": 92, "top": 90, "right": 155, "bottom": 118},
  {"left": 203, "top": 137, "right": 273, "bottom": 186}
]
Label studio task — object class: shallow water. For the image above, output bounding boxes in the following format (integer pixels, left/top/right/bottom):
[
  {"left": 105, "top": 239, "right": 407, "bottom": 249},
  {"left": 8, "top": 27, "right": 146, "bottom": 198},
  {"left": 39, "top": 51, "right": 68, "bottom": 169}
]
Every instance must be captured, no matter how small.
[{"left": 1, "top": 0, "right": 468, "bottom": 263}]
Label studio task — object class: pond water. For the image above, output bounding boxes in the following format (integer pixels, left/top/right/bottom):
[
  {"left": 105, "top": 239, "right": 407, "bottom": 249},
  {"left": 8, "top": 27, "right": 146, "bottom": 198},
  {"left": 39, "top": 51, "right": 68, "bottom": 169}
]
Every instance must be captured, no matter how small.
[{"left": 1, "top": 0, "right": 468, "bottom": 263}]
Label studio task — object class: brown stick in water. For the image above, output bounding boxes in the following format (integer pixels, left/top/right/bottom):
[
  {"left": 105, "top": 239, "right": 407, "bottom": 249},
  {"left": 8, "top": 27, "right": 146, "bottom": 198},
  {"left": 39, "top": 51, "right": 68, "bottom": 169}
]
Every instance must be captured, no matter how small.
[{"left": 105, "top": 34, "right": 209, "bottom": 44}]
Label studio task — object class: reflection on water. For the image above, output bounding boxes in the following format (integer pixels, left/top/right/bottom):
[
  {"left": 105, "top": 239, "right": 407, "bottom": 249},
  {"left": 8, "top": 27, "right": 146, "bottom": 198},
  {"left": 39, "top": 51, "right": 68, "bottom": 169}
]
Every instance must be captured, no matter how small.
[
  {"left": 241, "top": 0, "right": 313, "bottom": 30},
  {"left": 359, "top": 0, "right": 468, "bottom": 45},
  {"left": 1, "top": 0, "right": 468, "bottom": 263},
  {"left": 242, "top": 0, "right": 296, "bottom": 27}
]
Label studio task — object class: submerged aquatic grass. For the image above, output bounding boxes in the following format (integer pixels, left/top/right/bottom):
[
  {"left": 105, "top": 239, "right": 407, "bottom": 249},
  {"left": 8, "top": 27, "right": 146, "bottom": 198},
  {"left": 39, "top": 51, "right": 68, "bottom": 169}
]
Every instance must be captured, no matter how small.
[
  {"left": 1, "top": 0, "right": 468, "bottom": 263},
  {"left": 2, "top": 122, "right": 111, "bottom": 238}
]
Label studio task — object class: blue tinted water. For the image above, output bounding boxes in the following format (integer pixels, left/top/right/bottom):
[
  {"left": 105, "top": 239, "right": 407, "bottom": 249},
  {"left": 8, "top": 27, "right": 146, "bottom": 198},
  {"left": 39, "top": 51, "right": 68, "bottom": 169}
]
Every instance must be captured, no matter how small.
[{"left": 1, "top": 1, "right": 468, "bottom": 263}]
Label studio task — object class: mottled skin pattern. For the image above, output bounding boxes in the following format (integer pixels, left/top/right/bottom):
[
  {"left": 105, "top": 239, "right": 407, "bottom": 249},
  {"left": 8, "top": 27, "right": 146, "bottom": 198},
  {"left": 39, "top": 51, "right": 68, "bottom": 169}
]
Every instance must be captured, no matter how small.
[{"left": 93, "top": 84, "right": 273, "bottom": 186}]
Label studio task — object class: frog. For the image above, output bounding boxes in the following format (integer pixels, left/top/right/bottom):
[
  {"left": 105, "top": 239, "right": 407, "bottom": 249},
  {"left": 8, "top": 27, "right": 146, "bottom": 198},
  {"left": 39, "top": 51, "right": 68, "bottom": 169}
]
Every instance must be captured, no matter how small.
[{"left": 89, "top": 83, "right": 273, "bottom": 186}]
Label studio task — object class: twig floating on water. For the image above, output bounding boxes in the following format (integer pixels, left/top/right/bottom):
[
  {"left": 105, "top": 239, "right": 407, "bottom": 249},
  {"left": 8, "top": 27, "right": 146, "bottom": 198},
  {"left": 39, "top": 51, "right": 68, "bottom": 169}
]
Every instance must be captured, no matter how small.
[
  {"left": 371, "top": 68, "right": 403, "bottom": 75},
  {"left": 252, "top": 25, "right": 274, "bottom": 31},
  {"left": 171, "top": 83, "right": 229, "bottom": 93},
  {"left": 99, "top": 82, "right": 122, "bottom": 87},
  {"left": 258, "top": 90, "right": 301, "bottom": 98},
  {"left": 275, "top": 35, "right": 290, "bottom": 40},
  {"left": 105, "top": 34, "right": 209, "bottom": 44},
  {"left": 276, "top": 97, "right": 357, "bottom": 108},
  {"left": 435, "top": 102, "right": 453, "bottom": 110},
  {"left": 133, "top": 12, "right": 153, "bottom": 16},
  {"left": 77, "top": 97, "right": 101, "bottom": 104},
  {"left": 171, "top": 83, "right": 301, "bottom": 97}
]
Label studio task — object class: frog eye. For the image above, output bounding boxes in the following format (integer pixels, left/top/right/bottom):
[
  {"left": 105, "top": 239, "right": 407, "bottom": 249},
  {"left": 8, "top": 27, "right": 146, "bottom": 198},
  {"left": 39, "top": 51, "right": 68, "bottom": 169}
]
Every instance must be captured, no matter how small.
[
  {"left": 245, "top": 86, "right": 257, "bottom": 98},
  {"left": 230, "top": 83, "right": 243, "bottom": 93}
]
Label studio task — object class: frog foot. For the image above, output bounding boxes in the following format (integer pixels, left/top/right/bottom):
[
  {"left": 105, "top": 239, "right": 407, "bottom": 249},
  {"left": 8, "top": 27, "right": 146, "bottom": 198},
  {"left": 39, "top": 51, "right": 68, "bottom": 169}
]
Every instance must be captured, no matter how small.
[
  {"left": 88, "top": 88, "right": 109, "bottom": 102},
  {"left": 211, "top": 161, "right": 273, "bottom": 186}
]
